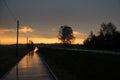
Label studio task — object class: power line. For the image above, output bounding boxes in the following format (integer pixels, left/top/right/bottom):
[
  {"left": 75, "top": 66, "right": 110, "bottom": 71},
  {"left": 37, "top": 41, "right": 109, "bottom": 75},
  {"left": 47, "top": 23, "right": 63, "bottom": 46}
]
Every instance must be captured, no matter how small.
[
  {"left": 2, "top": 1, "right": 20, "bottom": 78},
  {"left": 2, "top": 0, "right": 17, "bottom": 21}
]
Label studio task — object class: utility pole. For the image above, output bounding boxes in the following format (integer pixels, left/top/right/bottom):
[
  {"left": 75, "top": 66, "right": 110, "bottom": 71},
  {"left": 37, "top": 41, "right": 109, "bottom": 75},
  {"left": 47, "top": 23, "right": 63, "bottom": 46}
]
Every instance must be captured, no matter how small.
[
  {"left": 16, "top": 20, "right": 19, "bottom": 80},
  {"left": 27, "top": 37, "right": 28, "bottom": 45},
  {"left": 16, "top": 20, "right": 19, "bottom": 58}
]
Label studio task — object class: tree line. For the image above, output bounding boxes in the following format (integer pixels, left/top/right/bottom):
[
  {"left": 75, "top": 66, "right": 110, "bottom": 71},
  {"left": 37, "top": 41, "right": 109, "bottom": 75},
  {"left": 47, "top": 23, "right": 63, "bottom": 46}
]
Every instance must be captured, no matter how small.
[
  {"left": 58, "top": 22, "right": 120, "bottom": 50},
  {"left": 26, "top": 22, "right": 119, "bottom": 50},
  {"left": 83, "top": 22, "right": 120, "bottom": 50}
]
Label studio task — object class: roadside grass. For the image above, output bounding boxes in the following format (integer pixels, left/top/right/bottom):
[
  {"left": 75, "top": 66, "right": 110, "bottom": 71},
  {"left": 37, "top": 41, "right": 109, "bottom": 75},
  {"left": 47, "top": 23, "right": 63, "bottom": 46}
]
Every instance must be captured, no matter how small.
[
  {"left": 0, "top": 45, "right": 28, "bottom": 78},
  {"left": 38, "top": 48, "right": 120, "bottom": 80}
]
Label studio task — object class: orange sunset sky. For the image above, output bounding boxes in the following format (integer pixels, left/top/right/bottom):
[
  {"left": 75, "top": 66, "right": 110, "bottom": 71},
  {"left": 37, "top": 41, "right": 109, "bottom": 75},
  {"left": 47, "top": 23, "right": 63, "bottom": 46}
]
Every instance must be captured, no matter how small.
[
  {"left": 0, "top": 26, "right": 86, "bottom": 44},
  {"left": 0, "top": 0, "right": 120, "bottom": 44}
]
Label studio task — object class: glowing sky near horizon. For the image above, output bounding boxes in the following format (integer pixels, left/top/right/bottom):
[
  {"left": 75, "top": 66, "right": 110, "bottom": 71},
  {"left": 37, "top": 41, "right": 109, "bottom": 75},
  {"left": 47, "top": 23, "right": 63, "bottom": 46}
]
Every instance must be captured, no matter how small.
[{"left": 0, "top": 0, "right": 120, "bottom": 44}]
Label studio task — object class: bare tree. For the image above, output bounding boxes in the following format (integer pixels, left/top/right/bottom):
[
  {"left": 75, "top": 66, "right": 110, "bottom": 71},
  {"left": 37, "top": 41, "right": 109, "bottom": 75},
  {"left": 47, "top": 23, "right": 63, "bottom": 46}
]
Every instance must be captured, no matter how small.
[{"left": 58, "top": 25, "right": 75, "bottom": 44}]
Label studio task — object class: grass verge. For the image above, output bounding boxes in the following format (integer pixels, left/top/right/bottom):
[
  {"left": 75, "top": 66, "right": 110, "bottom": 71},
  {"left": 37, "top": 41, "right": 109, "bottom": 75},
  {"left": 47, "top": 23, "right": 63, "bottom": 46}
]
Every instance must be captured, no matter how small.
[
  {"left": 38, "top": 47, "right": 120, "bottom": 80},
  {"left": 0, "top": 45, "right": 28, "bottom": 78}
]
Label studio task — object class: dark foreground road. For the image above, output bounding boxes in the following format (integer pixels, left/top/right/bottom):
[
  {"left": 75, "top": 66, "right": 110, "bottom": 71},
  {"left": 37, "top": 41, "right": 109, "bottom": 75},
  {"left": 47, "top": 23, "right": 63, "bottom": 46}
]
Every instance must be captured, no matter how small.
[{"left": 1, "top": 51, "right": 55, "bottom": 80}]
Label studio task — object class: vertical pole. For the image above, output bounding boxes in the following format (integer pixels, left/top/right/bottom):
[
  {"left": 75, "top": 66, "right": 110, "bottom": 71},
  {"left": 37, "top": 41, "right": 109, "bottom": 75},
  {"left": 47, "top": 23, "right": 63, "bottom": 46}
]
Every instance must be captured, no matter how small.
[
  {"left": 16, "top": 20, "right": 19, "bottom": 58},
  {"left": 16, "top": 20, "right": 19, "bottom": 80},
  {"left": 27, "top": 37, "right": 28, "bottom": 45}
]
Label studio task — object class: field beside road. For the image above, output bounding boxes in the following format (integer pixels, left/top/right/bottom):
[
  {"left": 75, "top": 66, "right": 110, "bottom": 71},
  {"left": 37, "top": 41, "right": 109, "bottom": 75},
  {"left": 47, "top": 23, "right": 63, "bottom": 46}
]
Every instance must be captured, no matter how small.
[
  {"left": 38, "top": 47, "right": 120, "bottom": 80},
  {"left": 0, "top": 45, "right": 28, "bottom": 78}
]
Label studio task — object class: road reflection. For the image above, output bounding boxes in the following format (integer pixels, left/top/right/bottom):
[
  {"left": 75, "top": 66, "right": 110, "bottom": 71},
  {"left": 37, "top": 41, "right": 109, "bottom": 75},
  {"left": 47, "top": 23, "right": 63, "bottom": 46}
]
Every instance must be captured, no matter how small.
[
  {"left": 19, "top": 47, "right": 39, "bottom": 69},
  {"left": 28, "top": 51, "right": 34, "bottom": 56},
  {"left": 2, "top": 47, "right": 52, "bottom": 80}
]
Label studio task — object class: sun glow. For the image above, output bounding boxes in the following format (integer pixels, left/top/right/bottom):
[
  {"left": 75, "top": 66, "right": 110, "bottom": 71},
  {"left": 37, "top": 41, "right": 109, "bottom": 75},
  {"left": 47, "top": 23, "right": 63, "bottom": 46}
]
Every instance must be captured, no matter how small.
[
  {"left": 0, "top": 37, "right": 84, "bottom": 44},
  {"left": 0, "top": 27, "right": 86, "bottom": 45}
]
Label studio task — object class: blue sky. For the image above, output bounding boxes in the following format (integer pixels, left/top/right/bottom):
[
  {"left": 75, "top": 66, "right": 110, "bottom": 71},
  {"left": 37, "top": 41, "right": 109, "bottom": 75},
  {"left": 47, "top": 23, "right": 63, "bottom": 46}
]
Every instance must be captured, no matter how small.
[{"left": 0, "top": 0, "right": 120, "bottom": 44}]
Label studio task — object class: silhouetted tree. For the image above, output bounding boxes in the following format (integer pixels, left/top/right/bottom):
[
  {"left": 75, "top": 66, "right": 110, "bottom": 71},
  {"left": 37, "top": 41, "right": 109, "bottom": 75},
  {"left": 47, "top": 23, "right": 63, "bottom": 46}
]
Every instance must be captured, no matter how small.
[
  {"left": 84, "top": 31, "right": 96, "bottom": 48},
  {"left": 84, "top": 22, "right": 120, "bottom": 50},
  {"left": 58, "top": 25, "right": 75, "bottom": 44},
  {"left": 100, "top": 22, "right": 116, "bottom": 36},
  {"left": 27, "top": 40, "right": 35, "bottom": 51}
]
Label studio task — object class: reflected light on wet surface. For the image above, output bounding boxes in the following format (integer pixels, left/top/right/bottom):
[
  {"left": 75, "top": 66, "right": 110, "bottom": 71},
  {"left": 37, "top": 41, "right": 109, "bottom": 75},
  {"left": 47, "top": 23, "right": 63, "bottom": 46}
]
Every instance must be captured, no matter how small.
[
  {"left": 34, "top": 47, "right": 38, "bottom": 52},
  {"left": 19, "top": 47, "right": 38, "bottom": 69},
  {"left": 1, "top": 48, "right": 52, "bottom": 80}
]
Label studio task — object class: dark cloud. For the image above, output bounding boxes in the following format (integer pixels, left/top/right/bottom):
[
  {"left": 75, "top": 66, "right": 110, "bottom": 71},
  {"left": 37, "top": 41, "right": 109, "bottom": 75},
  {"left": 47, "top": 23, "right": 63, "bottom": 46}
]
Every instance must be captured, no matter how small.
[{"left": 0, "top": 0, "right": 120, "bottom": 38}]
